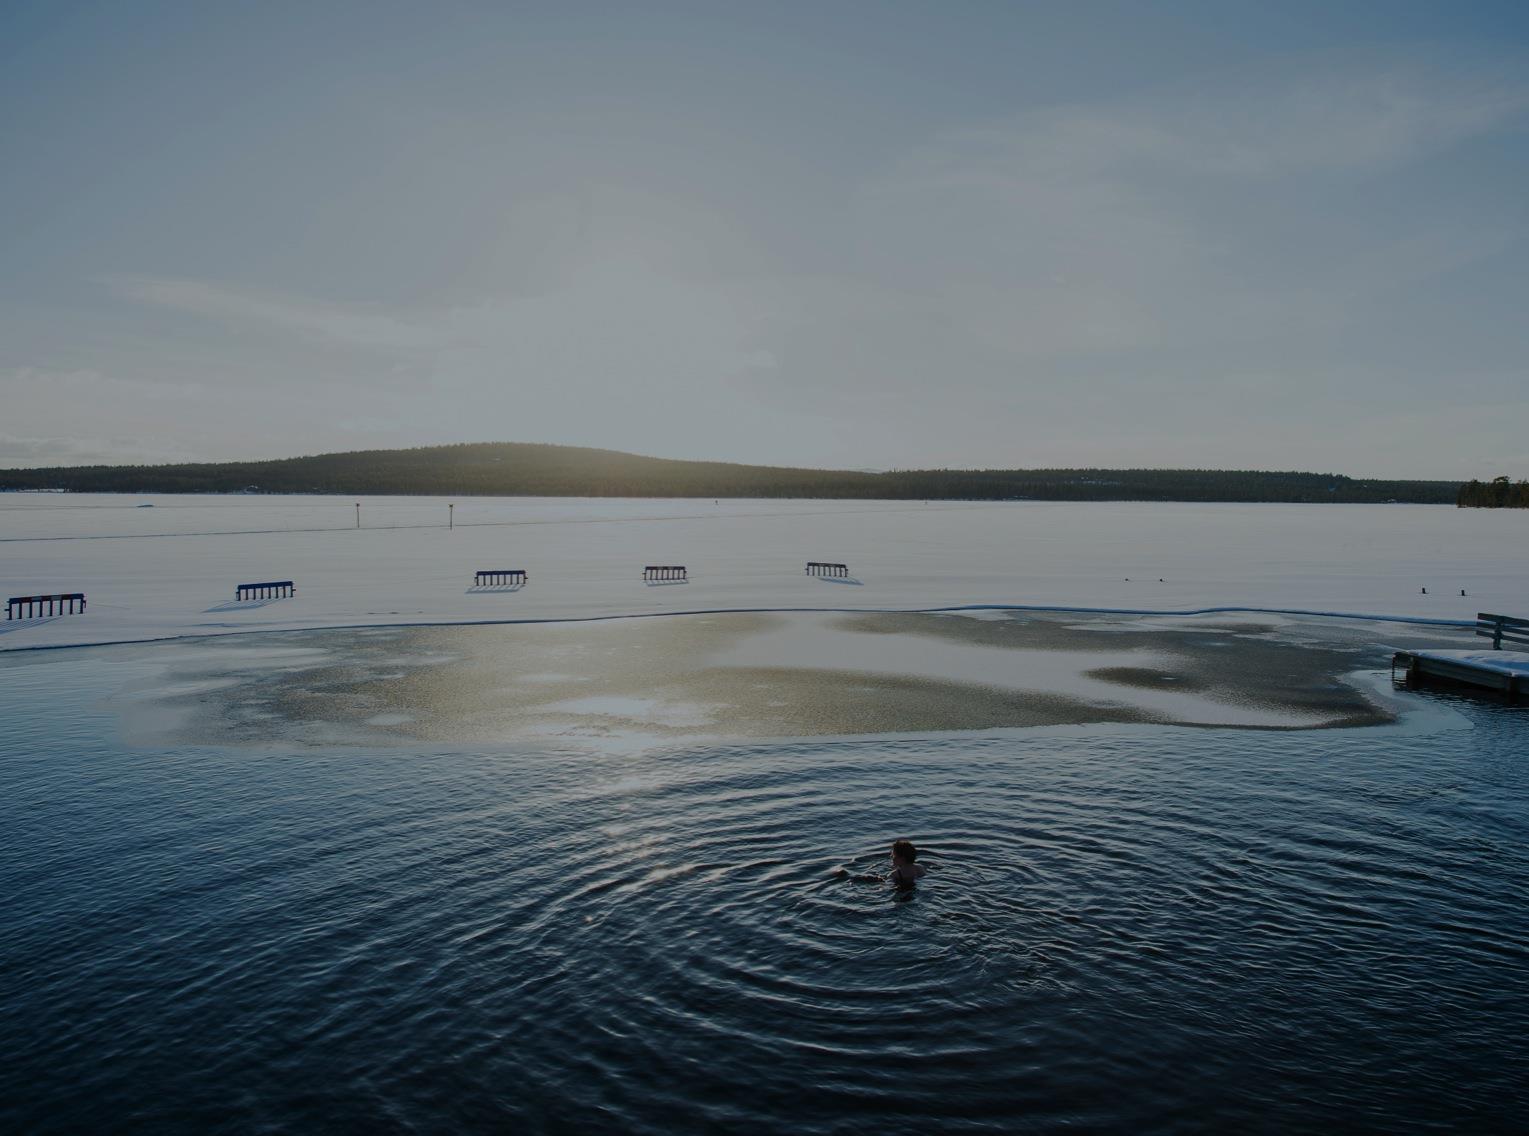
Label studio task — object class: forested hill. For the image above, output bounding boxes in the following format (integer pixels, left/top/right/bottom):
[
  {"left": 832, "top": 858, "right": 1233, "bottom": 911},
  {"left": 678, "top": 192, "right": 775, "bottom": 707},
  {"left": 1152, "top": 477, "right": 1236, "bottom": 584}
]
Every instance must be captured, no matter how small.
[{"left": 0, "top": 442, "right": 1463, "bottom": 503}]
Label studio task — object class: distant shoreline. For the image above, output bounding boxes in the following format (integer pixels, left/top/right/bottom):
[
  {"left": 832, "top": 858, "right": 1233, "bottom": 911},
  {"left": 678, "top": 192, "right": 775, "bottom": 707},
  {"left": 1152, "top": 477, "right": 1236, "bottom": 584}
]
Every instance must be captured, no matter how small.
[{"left": 0, "top": 441, "right": 1464, "bottom": 503}]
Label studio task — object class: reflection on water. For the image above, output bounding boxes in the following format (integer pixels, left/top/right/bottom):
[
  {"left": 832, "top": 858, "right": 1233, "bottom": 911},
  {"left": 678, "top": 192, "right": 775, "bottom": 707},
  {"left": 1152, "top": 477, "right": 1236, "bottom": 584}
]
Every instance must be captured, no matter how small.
[{"left": 0, "top": 643, "right": 1525, "bottom": 1133}]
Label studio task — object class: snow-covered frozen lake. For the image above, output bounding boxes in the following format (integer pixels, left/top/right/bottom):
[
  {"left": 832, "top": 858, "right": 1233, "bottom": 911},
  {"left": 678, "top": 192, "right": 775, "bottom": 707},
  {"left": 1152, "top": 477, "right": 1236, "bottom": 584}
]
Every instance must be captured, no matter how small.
[{"left": 1, "top": 494, "right": 1522, "bottom": 652}]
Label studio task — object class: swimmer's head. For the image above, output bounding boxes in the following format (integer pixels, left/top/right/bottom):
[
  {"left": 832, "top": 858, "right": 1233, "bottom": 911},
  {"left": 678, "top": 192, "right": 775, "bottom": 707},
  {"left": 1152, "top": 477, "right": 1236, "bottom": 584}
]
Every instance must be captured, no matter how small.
[{"left": 891, "top": 839, "right": 918, "bottom": 865}]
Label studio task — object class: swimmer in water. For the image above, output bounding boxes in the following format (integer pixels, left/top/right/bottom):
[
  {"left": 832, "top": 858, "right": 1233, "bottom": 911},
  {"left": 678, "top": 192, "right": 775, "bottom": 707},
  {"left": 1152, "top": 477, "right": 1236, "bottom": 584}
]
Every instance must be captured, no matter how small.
[{"left": 889, "top": 839, "right": 926, "bottom": 887}]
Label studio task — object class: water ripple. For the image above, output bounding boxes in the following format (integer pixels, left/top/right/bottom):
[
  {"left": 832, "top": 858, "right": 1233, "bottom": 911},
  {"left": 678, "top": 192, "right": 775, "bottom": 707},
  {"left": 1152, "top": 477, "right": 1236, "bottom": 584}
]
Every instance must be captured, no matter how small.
[{"left": 1, "top": 657, "right": 1526, "bottom": 1133}]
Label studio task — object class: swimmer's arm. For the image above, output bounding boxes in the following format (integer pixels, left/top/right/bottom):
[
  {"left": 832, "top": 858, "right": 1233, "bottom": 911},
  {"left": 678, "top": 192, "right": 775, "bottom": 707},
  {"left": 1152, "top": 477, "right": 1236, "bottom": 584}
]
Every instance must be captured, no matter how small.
[{"left": 835, "top": 867, "right": 886, "bottom": 883}]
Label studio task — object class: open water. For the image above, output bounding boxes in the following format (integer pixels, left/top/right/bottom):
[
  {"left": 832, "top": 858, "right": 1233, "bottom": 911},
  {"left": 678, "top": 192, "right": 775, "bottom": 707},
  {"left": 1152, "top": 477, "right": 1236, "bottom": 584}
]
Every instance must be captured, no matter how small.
[{"left": 1, "top": 645, "right": 1526, "bottom": 1134}]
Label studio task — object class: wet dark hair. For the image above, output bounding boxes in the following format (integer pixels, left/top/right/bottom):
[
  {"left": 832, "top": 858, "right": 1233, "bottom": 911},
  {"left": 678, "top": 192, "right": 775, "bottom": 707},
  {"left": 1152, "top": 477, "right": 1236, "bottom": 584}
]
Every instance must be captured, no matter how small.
[{"left": 891, "top": 839, "right": 918, "bottom": 863}]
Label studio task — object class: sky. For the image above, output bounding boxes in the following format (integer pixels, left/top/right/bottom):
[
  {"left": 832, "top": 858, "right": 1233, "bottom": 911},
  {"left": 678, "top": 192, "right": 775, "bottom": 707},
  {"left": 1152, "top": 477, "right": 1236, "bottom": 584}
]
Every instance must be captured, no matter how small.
[{"left": 2, "top": 0, "right": 1528, "bottom": 479}]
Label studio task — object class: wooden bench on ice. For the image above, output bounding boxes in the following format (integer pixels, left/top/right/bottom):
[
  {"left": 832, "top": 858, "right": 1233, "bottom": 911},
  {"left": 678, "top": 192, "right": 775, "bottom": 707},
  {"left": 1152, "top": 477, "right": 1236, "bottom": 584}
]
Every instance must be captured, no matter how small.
[
  {"left": 6, "top": 593, "right": 86, "bottom": 619},
  {"left": 805, "top": 561, "right": 850, "bottom": 577},
  {"left": 475, "top": 569, "right": 527, "bottom": 587},
  {"left": 236, "top": 580, "right": 295, "bottom": 601}
]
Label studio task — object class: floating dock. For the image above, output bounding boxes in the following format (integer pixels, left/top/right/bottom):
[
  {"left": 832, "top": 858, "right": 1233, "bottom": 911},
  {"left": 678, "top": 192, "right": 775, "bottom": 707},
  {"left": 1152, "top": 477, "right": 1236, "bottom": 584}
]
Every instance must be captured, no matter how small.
[
  {"left": 1393, "top": 612, "right": 1529, "bottom": 703},
  {"left": 1392, "top": 649, "right": 1529, "bottom": 702}
]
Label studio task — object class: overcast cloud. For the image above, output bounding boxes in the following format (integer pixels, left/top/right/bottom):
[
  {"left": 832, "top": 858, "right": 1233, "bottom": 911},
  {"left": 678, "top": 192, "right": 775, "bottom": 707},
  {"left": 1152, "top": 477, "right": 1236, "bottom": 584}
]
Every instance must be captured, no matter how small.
[{"left": 2, "top": 2, "right": 1527, "bottom": 477}]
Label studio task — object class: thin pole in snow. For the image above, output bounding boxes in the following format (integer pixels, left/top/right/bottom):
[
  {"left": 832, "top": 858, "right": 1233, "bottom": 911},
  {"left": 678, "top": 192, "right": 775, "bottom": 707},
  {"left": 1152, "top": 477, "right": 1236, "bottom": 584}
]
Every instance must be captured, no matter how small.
[
  {"left": 449, "top": 503, "right": 454, "bottom": 530},
  {"left": 355, "top": 503, "right": 361, "bottom": 529}
]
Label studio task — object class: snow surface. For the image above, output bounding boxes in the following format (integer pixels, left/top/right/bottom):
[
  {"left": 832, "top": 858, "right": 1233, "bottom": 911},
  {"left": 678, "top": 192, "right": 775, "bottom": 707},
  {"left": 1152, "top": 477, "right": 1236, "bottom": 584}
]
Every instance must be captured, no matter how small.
[
  {"left": 1, "top": 495, "right": 1523, "bottom": 652},
  {"left": 1406, "top": 650, "right": 1529, "bottom": 677}
]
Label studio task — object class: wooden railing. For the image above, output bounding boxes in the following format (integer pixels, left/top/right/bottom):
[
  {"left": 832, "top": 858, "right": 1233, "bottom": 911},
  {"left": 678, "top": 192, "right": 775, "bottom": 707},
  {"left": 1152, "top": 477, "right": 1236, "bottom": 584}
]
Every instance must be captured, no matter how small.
[{"left": 1476, "top": 613, "right": 1529, "bottom": 650}]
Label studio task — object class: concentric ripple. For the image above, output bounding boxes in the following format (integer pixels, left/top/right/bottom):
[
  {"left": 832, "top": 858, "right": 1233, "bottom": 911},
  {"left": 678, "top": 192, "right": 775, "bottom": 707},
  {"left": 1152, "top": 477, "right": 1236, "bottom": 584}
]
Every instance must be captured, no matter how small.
[{"left": 0, "top": 652, "right": 1526, "bottom": 1134}]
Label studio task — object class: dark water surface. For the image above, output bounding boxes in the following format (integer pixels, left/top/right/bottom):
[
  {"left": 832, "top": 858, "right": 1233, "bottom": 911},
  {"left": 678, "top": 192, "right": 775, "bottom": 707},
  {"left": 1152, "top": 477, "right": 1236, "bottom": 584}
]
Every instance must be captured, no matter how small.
[{"left": 1, "top": 647, "right": 1526, "bottom": 1134}]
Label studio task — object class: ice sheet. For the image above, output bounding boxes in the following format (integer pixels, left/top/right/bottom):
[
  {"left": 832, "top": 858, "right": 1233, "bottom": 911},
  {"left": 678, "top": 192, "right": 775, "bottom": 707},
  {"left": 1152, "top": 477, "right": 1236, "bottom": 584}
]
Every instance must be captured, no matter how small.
[
  {"left": 711, "top": 612, "right": 1328, "bottom": 727},
  {"left": 2, "top": 495, "right": 1522, "bottom": 652}
]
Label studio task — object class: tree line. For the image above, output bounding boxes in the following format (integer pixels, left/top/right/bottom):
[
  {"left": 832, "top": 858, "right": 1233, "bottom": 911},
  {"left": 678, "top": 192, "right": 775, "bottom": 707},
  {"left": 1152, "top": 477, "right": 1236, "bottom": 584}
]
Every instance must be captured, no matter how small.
[
  {"left": 1457, "top": 476, "right": 1529, "bottom": 508},
  {"left": 0, "top": 441, "right": 1467, "bottom": 504}
]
